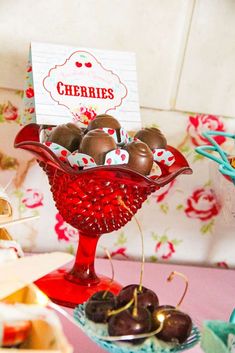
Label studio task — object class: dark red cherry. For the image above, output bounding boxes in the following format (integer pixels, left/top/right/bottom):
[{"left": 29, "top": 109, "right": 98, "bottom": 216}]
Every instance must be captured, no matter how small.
[
  {"left": 85, "top": 300, "right": 116, "bottom": 323},
  {"left": 117, "top": 284, "right": 159, "bottom": 313},
  {"left": 85, "top": 290, "right": 116, "bottom": 323},
  {"left": 108, "top": 307, "right": 151, "bottom": 344},
  {"left": 154, "top": 304, "right": 175, "bottom": 311},
  {"left": 89, "top": 290, "right": 116, "bottom": 302},
  {"left": 152, "top": 307, "right": 192, "bottom": 344}
]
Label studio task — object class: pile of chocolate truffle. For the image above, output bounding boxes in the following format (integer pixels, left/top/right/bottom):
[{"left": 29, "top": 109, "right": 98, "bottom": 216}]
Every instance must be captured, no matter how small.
[
  {"left": 41, "top": 114, "right": 175, "bottom": 175},
  {"left": 84, "top": 284, "right": 192, "bottom": 347}
]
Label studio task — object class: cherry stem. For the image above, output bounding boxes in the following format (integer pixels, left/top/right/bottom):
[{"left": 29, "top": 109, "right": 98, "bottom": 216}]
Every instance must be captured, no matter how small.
[
  {"left": 94, "top": 319, "right": 164, "bottom": 341},
  {"left": 102, "top": 247, "right": 114, "bottom": 299},
  {"left": 132, "top": 288, "right": 138, "bottom": 318},
  {"left": 117, "top": 196, "right": 145, "bottom": 292},
  {"left": 167, "top": 271, "right": 189, "bottom": 308},
  {"left": 107, "top": 298, "right": 134, "bottom": 317}
]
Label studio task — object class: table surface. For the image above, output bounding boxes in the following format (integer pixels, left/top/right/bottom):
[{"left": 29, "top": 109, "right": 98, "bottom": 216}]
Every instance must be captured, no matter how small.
[{"left": 58, "top": 259, "right": 235, "bottom": 353}]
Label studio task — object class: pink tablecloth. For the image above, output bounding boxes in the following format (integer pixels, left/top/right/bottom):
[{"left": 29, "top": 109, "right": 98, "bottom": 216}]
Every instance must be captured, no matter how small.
[{"left": 59, "top": 259, "right": 235, "bottom": 353}]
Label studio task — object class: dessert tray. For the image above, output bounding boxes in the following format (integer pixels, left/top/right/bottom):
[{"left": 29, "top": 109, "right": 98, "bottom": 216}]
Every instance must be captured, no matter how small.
[{"left": 74, "top": 304, "right": 200, "bottom": 353}]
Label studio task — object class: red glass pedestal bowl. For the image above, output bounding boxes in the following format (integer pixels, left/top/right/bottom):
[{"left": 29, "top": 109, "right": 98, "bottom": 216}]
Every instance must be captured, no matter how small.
[{"left": 14, "top": 123, "right": 192, "bottom": 308}]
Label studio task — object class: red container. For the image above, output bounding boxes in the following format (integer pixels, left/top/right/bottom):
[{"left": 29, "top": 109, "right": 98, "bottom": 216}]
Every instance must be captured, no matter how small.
[
  {"left": 14, "top": 124, "right": 192, "bottom": 308},
  {"left": 3, "top": 320, "right": 31, "bottom": 347}
]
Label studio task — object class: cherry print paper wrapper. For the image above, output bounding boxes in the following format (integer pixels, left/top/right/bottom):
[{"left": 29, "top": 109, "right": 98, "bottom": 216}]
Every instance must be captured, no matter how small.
[
  {"left": 68, "top": 152, "right": 97, "bottom": 169},
  {"left": 152, "top": 149, "right": 175, "bottom": 167},
  {"left": 101, "top": 127, "right": 130, "bottom": 145},
  {"left": 43, "top": 142, "right": 71, "bottom": 162},
  {"left": 104, "top": 149, "right": 129, "bottom": 165}
]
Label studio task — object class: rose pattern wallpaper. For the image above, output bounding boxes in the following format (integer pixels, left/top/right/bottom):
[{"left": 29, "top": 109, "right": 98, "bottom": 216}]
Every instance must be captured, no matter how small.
[{"left": 0, "top": 88, "right": 234, "bottom": 268}]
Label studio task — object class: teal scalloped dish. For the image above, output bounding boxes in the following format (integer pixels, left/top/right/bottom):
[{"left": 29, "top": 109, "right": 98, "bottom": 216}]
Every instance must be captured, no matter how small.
[{"left": 74, "top": 304, "right": 200, "bottom": 353}]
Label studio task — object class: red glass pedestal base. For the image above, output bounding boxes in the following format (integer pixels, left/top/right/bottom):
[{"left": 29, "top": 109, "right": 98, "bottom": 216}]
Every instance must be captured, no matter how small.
[
  {"left": 35, "top": 265, "right": 122, "bottom": 308},
  {"left": 34, "top": 232, "right": 122, "bottom": 308}
]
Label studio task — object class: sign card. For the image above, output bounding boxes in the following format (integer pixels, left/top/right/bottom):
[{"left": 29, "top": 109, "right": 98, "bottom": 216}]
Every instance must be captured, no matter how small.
[{"left": 22, "top": 42, "right": 141, "bottom": 130}]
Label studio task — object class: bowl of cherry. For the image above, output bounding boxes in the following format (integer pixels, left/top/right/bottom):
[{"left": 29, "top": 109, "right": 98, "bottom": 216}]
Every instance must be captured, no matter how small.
[{"left": 74, "top": 283, "right": 200, "bottom": 353}]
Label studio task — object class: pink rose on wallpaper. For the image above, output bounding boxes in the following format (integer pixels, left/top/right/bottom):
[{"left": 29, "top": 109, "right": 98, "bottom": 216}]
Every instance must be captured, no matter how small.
[
  {"left": 110, "top": 247, "right": 128, "bottom": 259},
  {"left": 25, "top": 87, "right": 34, "bottom": 99},
  {"left": 22, "top": 188, "right": 43, "bottom": 208},
  {"left": 73, "top": 106, "right": 97, "bottom": 125},
  {"left": 27, "top": 107, "right": 35, "bottom": 114},
  {"left": 55, "top": 213, "right": 78, "bottom": 242},
  {"left": 216, "top": 261, "right": 229, "bottom": 269},
  {"left": 187, "top": 114, "right": 226, "bottom": 146},
  {"left": 2, "top": 102, "right": 18, "bottom": 121},
  {"left": 155, "top": 241, "right": 175, "bottom": 260},
  {"left": 185, "top": 188, "right": 220, "bottom": 221},
  {"left": 154, "top": 180, "right": 176, "bottom": 203}
]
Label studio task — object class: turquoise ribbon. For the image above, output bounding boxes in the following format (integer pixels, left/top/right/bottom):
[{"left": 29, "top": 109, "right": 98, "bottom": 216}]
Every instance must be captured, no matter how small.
[
  {"left": 195, "top": 131, "right": 235, "bottom": 184},
  {"left": 230, "top": 309, "right": 235, "bottom": 324}
]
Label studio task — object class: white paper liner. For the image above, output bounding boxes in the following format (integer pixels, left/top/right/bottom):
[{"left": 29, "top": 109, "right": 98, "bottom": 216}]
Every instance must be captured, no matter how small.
[{"left": 0, "top": 303, "right": 60, "bottom": 328}]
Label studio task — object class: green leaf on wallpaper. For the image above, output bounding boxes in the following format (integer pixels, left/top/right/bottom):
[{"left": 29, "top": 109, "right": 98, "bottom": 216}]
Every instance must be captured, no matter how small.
[
  {"left": 193, "top": 153, "right": 204, "bottom": 162},
  {"left": 15, "top": 90, "right": 24, "bottom": 98},
  {"left": 160, "top": 203, "right": 169, "bottom": 214},
  {"left": 144, "top": 123, "right": 160, "bottom": 128},
  {"left": 66, "top": 244, "right": 75, "bottom": 255},
  {"left": 179, "top": 144, "right": 191, "bottom": 153},
  {"left": 176, "top": 204, "right": 184, "bottom": 210},
  {"left": 150, "top": 255, "right": 158, "bottom": 262},
  {"left": 150, "top": 123, "right": 160, "bottom": 129},
  {"left": 172, "top": 239, "right": 183, "bottom": 246},
  {"left": 16, "top": 118, "right": 21, "bottom": 125},
  {"left": 114, "top": 232, "right": 127, "bottom": 246},
  {"left": 159, "top": 235, "right": 168, "bottom": 243},
  {"left": 175, "top": 189, "right": 184, "bottom": 194},
  {"left": 19, "top": 203, "right": 26, "bottom": 213},
  {"left": 151, "top": 232, "right": 159, "bottom": 241},
  {"left": 186, "top": 112, "right": 196, "bottom": 117},
  {"left": 204, "top": 180, "right": 212, "bottom": 187},
  {"left": 200, "top": 220, "right": 214, "bottom": 235},
  {"left": 32, "top": 210, "right": 39, "bottom": 217},
  {"left": 12, "top": 189, "right": 24, "bottom": 198}
]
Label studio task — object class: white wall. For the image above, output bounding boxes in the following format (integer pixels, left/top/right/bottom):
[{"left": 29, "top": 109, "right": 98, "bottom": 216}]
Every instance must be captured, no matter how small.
[{"left": 1, "top": 0, "right": 235, "bottom": 117}]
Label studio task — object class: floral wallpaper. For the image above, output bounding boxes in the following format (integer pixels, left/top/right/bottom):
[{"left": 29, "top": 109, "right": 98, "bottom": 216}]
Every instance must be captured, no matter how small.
[{"left": 0, "top": 88, "right": 234, "bottom": 269}]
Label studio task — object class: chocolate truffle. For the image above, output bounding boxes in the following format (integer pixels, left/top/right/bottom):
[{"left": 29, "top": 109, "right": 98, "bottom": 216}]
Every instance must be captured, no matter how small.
[
  {"left": 80, "top": 129, "right": 117, "bottom": 165},
  {"left": 134, "top": 127, "right": 167, "bottom": 150},
  {"left": 87, "top": 114, "right": 122, "bottom": 142},
  {"left": 47, "top": 123, "right": 83, "bottom": 152},
  {"left": 124, "top": 141, "right": 153, "bottom": 175}
]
